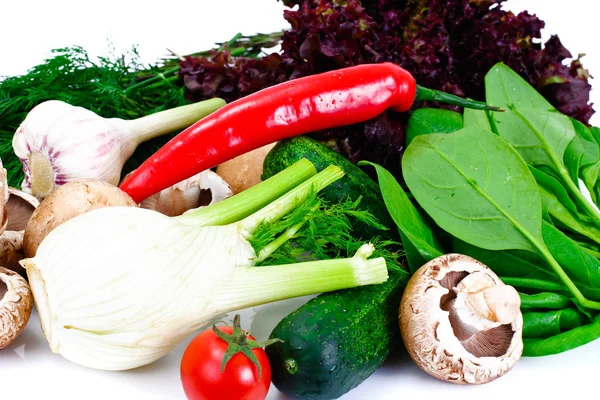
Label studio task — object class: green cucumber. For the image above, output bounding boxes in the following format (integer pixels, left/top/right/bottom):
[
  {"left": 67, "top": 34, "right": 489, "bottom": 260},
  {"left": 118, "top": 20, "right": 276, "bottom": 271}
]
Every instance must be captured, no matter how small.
[
  {"left": 266, "top": 270, "right": 409, "bottom": 400},
  {"left": 263, "top": 136, "right": 409, "bottom": 399},
  {"left": 261, "top": 136, "right": 396, "bottom": 240}
]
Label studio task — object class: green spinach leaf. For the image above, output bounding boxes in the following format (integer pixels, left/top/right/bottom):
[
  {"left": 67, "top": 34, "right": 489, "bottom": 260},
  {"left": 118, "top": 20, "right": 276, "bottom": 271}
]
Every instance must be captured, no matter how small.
[
  {"left": 520, "top": 292, "right": 572, "bottom": 310},
  {"left": 403, "top": 127, "right": 542, "bottom": 252},
  {"left": 462, "top": 108, "right": 492, "bottom": 131},
  {"left": 485, "top": 63, "right": 600, "bottom": 229},
  {"left": 523, "top": 315, "right": 600, "bottom": 357},
  {"left": 359, "top": 161, "right": 444, "bottom": 273},
  {"left": 542, "top": 222, "right": 600, "bottom": 301},
  {"left": 523, "top": 308, "right": 587, "bottom": 338},
  {"left": 406, "top": 108, "right": 463, "bottom": 146},
  {"left": 484, "top": 62, "right": 555, "bottom": 110},
  {"left": 536, "top": 181, "right": 600, "bottom": 246},
  {"left": 452, "top": 239, "right": 559, "bottom": 284},
  {"left": 403, "top": 127, "right": 600, "bottom": 309}
]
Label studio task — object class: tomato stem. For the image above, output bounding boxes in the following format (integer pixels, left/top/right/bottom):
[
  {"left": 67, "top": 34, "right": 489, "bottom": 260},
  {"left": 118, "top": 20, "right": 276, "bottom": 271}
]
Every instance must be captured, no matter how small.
[{"left": 212, "top": 314, "right": 281, "bottom": 379}]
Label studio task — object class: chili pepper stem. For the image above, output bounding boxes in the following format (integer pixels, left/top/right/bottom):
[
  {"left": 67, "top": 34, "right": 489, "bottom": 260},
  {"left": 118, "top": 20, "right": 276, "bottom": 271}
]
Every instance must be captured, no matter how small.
[
  {"left": 123, "top": 98, "right": 226, "bottom": 144},
  {"left": 415, "top": 85, "right": 504, "bottom": 111}
]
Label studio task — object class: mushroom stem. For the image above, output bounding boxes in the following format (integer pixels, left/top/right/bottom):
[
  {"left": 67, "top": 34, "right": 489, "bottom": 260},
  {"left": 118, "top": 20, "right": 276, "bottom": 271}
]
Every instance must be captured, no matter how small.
[{"left": 481, "top": 285, "right": 521, "bottom": 325}]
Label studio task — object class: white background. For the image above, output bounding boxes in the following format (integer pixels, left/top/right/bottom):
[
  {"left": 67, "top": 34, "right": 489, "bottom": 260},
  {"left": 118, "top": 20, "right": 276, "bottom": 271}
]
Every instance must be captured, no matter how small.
[{"left": 1, "top": 0, "right": 599, "bottom": 399}]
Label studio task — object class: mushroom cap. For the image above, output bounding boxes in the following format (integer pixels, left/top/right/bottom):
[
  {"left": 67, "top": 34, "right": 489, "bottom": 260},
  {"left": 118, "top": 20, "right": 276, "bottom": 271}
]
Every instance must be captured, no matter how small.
[
  {"left": 399, "top": 253, "right": 523, "bottom": 384},
  {"left": 0, "top": 267, "right": 33, "bottom": 349},
  {"left": 216, "top": 143, "right": 277, "bottom": 194},
  {"left": 23, "top": 179, "right": 137, "bottom": 258}
]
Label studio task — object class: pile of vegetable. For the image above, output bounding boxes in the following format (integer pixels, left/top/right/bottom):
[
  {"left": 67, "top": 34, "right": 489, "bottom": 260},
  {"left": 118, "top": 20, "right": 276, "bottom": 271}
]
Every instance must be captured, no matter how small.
[{"left": 1, "top": 1, "right": 599, "bottom": 400}]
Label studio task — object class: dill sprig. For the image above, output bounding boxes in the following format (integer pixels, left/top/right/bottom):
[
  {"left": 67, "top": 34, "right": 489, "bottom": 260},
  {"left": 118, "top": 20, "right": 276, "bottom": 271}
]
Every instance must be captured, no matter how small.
[
  {"left": 250, "top": 192, "right": 405, "bottom": 272},
  {"left": 0, "top": 45, "right": 188, "bottom": 187},
  {"left": 0, "top": 31, "right": 283, "bottom": 188}
]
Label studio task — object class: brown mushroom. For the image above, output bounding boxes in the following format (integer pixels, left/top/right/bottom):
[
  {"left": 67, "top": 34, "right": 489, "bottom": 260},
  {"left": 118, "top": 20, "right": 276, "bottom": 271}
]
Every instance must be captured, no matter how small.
[
  {"left": 216, "top": 143, "right": 277, "bottom": 194},
  {"left": 399, "top": 253, "right": 523, "bottom": 384},
  {"left": 0, "top": 163, "right": 7, "bottom": 234},
  {"left": 0, "top": 163, "right": 40, "bottom": 274},
  {"left": 0, "top": 267, "right": 33, "bottom": 349},
  {"left": 23, "top": 179, "right": 137, "bottom": 258}
]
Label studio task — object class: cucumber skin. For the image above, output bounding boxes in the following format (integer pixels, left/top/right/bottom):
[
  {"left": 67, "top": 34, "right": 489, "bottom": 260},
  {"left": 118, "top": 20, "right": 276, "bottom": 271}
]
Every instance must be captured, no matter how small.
[
  {"left": 261, "top": 136, "right": 396, "bottom": 240},
  {"left": 266, "top": 270, "right": 409, "bottom": 400}
]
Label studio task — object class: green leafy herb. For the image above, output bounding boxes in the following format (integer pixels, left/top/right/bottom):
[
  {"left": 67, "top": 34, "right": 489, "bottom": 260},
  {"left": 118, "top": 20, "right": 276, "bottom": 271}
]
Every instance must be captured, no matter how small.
[
  {"left": 402, "top": 127, "right": 600, "bottom": 310},
  {"left": 359, "top": 160, "right": 443, "bottom": 273},
  {"left": 0, "top": 33, "right": 274, "bottom": 188},
  {"left": 485, "top": 64, "right": 600, "bottom": 231},
  {"left": 405, "top": 108, "right": 463, "bottom": 146},
  {"left": 0, "top": 46, "right": 188, "bottom": 187},
  {"left": 250, "top": 191, "right": 403, "bottom": 272},
  {"left": 523, "top": 315, "right": 600, "bottom": 357},
  {"left": 523, "top": 309, "right": 587, "bottom": 338},
  {"left": 519, "top": 292, "right": 572, "bottom": 310},
  {"left": 462, "top": 108, "right": 492, "bottom": 130}
]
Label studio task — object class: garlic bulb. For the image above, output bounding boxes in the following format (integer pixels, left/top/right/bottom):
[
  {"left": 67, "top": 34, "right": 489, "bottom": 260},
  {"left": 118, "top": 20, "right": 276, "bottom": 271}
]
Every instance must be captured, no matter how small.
[
  {"left": 21, "top": 161, "right": 389, "bottom": 370},
  {"left": 12, "top": 98, "right": 225, "bottom": 199}
]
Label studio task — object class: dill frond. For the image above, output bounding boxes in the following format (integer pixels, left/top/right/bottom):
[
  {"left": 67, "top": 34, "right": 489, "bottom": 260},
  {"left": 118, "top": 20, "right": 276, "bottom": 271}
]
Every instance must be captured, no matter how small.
[
  {"left": 0, "top": 45, "right": 188, "bottom": 187},
  {"left": 250, "top": 193, "right": 405, "bottom": 273}
]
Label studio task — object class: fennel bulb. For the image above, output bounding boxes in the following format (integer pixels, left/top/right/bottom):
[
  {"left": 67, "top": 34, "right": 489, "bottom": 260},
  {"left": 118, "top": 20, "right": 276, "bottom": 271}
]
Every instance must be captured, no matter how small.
[{"left": 22, "top": 160, "right": 389, "bottom": 371}]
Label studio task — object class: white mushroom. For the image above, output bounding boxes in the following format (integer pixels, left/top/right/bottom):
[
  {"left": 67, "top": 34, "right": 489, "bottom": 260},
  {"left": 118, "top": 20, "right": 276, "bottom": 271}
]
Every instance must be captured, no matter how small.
[
  {"left": 399, "top": 253, "right": 523, "bottom": 384},
  {"left": 140, "top": 169, "right": 233, "bottom": 217},
  {"left": 0, "top": 267, "right": 33, "bottom": 349}
]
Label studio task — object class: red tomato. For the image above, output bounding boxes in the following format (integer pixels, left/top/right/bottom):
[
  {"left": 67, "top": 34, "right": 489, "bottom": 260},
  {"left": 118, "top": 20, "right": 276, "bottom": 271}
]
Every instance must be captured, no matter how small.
[{"left": 180, "top": 326, "right": 272, "bottom": 400}]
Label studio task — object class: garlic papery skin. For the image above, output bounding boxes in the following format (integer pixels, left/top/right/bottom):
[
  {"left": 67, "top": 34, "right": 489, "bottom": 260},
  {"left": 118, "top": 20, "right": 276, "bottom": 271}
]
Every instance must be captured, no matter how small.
[{"left": 13, "top": 98, "right": 226, "bottom": 199}]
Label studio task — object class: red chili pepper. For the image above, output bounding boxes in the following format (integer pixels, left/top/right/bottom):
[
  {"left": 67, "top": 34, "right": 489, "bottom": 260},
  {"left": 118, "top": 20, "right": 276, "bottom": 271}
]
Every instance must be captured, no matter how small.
[{"left": 120, "top": 62, "right": 498, "bottom": 203}]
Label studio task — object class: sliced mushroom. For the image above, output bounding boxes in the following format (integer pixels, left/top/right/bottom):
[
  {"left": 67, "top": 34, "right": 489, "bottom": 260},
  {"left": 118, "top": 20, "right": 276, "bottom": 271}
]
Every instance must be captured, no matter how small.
[
  {"left": 141, "top": 169, "right": 233, "bottom": 217},
  {"left": 399, "top": 253, "right": 523, "bottom": 384},
  {"left": 0, "top": 267, "right": 33, "bottom": 349}
]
